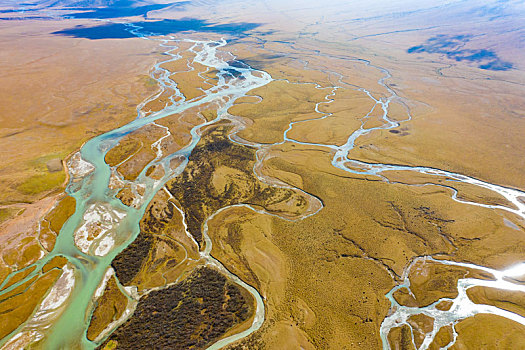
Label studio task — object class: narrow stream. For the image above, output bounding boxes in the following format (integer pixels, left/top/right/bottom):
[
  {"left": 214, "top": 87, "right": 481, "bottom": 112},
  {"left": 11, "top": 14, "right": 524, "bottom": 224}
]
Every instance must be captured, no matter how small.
[
  {"left": 1, "top": 19, "right": 524, "bottom": 350},
  {"left": 274, "top": 50, "right": 525, "bottom": 349},
  {"left": 0, "top": 27, "right": 275, "bottom": 349},
  {"left": 380, "top": 257, "right": 525, "bottom": 350}
]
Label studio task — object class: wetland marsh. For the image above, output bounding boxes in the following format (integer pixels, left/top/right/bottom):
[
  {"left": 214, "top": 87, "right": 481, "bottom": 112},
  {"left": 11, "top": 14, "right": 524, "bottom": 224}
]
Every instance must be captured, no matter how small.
[{"left": 1, "top": 0, "right": 525, "bottom": 349}]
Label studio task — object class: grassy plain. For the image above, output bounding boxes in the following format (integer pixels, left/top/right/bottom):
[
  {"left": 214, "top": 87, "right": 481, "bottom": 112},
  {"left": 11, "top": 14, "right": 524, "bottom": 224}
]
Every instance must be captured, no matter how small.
[
  {"left": 212, "top": 140, "right": 525, "bottom": 348},
  {"left": 112, "top": 189, "right": 200, "bottom": 291},
  {"left": 104, "top": 33, "right": 525, "bottom": 348},
  {"left": 3, "top": 0, "right": 525, "bottom": 348},
  {"left": 0, "top": 19, "right": 161, "bottom": 345},
  {"left": 228, "top": 80, "right": 328, "bottom": 144},
  {"left": 0, "top": 20, "right": 160, "bottom": 206}
]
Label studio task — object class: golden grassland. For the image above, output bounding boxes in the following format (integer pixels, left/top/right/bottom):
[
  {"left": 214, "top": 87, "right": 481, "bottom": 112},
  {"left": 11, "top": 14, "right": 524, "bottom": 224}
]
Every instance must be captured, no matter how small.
[
  {"left": 407, "top": 314, "right": 434, "bottom": 349},
  {"left": 212, "top": 139, "right": 525, "bottom": 349},
  {"left": 87, "top": 275, "right": 129, "bottom": 341},
  {"left": 0, "top": 19, "right": 161, "bottom": 208},
  {"left": 228, "top": 80, "right": 328, "bottom": 144},
  {"left": 159, "top": 48, "right": 196, "bottom": 72},
  {"left": 142, "top": 89, "right": 182, "bottom": 116},
  {"left": 224, "top": 15, "right": 525, "bottom": 190},
  {"left": 450, "top": 314, "right": 525, "bottom": 348},
  {"left": 339, "top": 50, "right": 525, "bottom": 191},
  {"left": 403, "top": 260, "right": 493, "bottom": 307},
  {"left": 0, "top": 194, "right": 75, "bottom": 340},
  {"left": 286, "top": 88, "right": 376, "bottom": 146},
  {"left": 227, "top": 41, "right": 338, "bottom": 87},
  {"left": 467, "top": 286, "right": 525, "bottom": 319},
  {"left": 2, "top": 2, "right": 525, "bottom": 346},
  {"left": 169, "top": 61, "right": 216, "bottom": 101},
  {"left": 106, "top": 102, "right": 222, "bottom": 185},
  {"left": 111, "top": 189, "right": 200, "bottom": 292},
  {"left": 38, "top": 195, "right": 77, "bottom": 252},
  {"left": 380, "top": 170, "right": 517, "bottom": 209},
  {"left": 387, "top": 325, "right": 415, "bottom": 350},
  {"left": 0, "top": 258, "right": 66, "bottom": 340},
  {"left": 149, "top": 37, "right": 525, "bottom": 347},
  {"left": 106, "top": 124, "right": 166, "bottom": 181}
]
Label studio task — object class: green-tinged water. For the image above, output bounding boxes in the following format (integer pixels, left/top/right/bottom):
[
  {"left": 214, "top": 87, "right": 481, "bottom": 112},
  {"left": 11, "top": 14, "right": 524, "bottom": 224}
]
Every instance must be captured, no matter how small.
[
  {"left": 4, "top": 17, "right": 525, "bottom": 350},
  {"left": 44, "top": 37, "right": 273, "bottom": 349},
  {"left": 0, "top": 35, "right": 273, "bottom": 349}
]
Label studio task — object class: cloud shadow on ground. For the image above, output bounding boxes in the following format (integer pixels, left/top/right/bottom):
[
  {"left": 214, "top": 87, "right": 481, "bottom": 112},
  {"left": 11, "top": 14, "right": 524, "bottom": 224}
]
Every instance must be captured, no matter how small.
[{"left": 408, "top": 34, "right": 513, "bottom": 71}]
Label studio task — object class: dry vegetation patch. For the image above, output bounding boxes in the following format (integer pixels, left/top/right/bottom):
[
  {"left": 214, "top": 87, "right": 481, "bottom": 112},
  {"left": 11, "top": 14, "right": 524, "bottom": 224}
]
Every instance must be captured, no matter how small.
[
  {"left": 467, "top": 286, "right": 525, "bottom": 319},
  {"left": 166, "top": 122, "right": 311, "bottom": 244},
  {"left": 112, "top": 189, "right": 199, "bottom": 291},
  {"left": 229, "top": 80, "right": 328, "bottom": 144},
  {"left": 87, "top": 275, "right": 129, "bottom": 341},
  {"left": 0, "top": 262, "right": 65, "bottom": 339},
  {"left": 450, "top": 314, "right": 525, "bottom": 349},
  {"left": 101, "top": 267, "right": 254, "bottom": 350}
]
